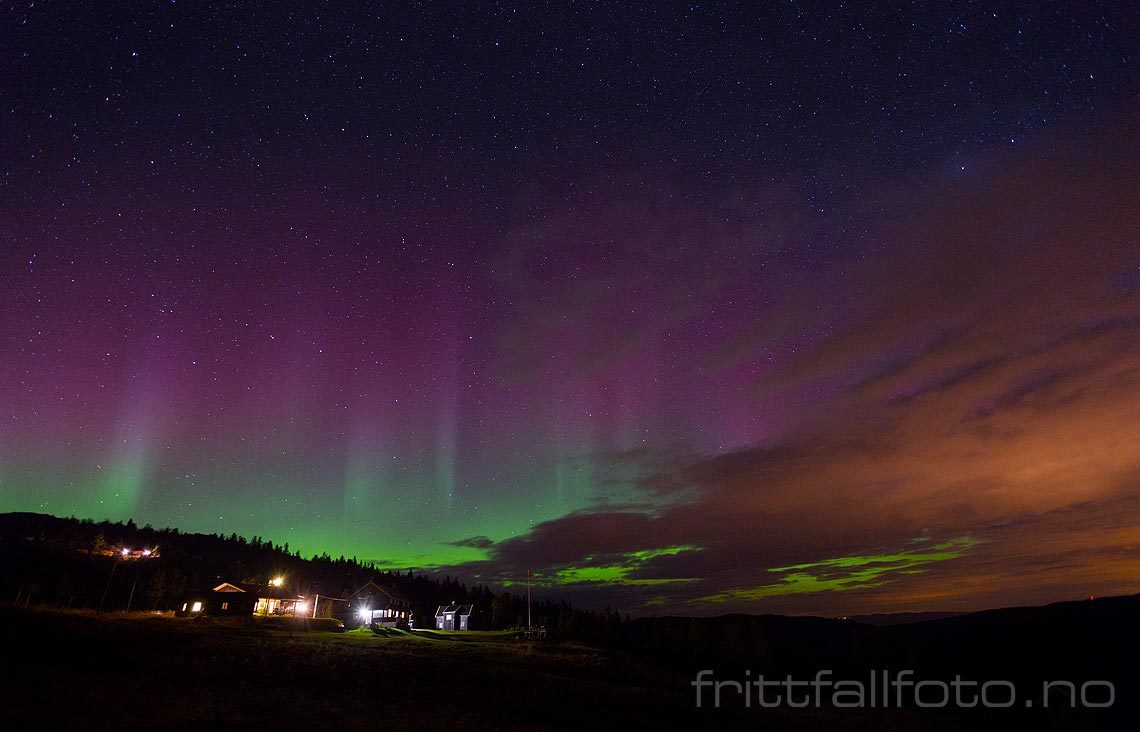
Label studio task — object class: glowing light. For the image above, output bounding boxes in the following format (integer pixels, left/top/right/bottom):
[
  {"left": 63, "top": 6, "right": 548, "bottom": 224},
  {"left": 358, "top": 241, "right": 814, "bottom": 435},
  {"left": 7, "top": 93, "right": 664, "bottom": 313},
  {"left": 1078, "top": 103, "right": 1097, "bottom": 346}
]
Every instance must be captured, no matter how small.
[
  {"left": 191, "top": 601, "right": 202, "bottom": 612},
  {"left": 295, "top": 603, "right": 308, "bottom": 614},
  {"left": 121, "top": 547, "right": 130, "bottom": 556},
  {"left": 358, "top": 607, "right": 372, "bottom": 619},
  {"left": 270, "top": 576, "right": 283, "bottom": 587}
]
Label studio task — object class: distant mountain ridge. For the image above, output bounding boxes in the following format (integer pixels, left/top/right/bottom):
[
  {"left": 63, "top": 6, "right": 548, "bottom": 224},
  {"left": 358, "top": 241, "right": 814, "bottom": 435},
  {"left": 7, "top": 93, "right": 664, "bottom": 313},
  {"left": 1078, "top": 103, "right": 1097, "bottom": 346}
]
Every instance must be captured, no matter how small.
[{"left": 848, "top": 611, "right": 967, "bottom": 626}]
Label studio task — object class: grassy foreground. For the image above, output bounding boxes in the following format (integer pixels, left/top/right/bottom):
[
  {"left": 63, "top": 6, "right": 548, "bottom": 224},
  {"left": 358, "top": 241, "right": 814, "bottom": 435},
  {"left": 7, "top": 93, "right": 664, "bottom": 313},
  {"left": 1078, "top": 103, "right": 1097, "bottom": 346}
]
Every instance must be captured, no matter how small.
[{"left": 0, "top": 605, "right": 923, "bottom": 731}]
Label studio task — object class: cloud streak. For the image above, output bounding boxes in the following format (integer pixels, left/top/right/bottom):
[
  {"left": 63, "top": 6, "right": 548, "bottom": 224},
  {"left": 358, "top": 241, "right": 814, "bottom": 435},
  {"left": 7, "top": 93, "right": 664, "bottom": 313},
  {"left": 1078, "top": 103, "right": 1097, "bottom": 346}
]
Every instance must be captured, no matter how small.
[{"left": 441, "top": 118, "right": 1140, "bottom": 616}]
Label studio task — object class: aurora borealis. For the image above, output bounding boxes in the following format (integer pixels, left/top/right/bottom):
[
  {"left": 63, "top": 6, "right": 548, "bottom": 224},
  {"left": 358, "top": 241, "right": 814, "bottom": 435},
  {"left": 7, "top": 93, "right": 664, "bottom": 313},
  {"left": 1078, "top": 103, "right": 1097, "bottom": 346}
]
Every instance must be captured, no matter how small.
[{"left": 3, "top": 2, "right": 1140, "bottom": 616}]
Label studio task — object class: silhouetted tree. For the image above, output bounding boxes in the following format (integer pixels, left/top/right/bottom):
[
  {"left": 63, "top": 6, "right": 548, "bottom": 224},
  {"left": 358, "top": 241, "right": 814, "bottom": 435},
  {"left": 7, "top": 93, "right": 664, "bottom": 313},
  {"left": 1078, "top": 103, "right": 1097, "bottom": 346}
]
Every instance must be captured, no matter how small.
[{"left": 148, "top": 569, "right": 167, "bottom": 610}]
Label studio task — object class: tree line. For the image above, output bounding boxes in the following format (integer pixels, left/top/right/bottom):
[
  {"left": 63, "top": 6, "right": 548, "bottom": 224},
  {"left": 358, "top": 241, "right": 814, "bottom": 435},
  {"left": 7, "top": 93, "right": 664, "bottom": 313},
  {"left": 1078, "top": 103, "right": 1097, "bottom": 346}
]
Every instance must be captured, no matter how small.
[{"left": 0, "top": 512, "right": 627, "bottom": 642}]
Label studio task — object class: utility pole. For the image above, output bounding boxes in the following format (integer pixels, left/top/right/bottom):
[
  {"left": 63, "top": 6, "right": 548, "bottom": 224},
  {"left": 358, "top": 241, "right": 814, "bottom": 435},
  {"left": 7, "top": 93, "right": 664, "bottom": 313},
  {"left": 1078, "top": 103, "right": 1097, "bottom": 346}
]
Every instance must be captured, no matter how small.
[
  {"left": 527, "top": 570, "right": 532, "bottom": 630},
  {"left": 126, "top": 579, "right": 137, "bottom": 612},
  {"left": 98, "top": 558, "right": 118, "bottom": 612}
]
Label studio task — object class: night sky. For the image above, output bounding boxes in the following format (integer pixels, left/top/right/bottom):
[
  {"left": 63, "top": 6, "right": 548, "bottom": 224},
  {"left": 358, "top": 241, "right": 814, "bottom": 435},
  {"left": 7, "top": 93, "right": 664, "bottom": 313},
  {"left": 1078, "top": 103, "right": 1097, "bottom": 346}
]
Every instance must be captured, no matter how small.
[{"left": 3, "top": 2, "right": 1139, "bottom": 616}]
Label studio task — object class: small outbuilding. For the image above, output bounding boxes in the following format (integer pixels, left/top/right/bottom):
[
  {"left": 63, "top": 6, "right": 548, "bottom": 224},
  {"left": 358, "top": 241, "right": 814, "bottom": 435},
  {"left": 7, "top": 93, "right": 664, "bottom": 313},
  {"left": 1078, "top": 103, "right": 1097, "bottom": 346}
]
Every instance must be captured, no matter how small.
[{"left": 434, "top": 603, "right": 473, "bottom": 631}]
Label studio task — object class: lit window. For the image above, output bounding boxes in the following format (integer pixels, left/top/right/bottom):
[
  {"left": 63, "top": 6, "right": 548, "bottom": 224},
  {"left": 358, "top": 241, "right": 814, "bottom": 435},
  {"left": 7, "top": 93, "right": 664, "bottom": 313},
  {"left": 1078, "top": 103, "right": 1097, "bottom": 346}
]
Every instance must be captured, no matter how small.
[
  {"left": 221, "top": 602, "right": 229, "bottom": 610},
  {"left": 191, "top": 601, "right": 202, "bottom": 612}
]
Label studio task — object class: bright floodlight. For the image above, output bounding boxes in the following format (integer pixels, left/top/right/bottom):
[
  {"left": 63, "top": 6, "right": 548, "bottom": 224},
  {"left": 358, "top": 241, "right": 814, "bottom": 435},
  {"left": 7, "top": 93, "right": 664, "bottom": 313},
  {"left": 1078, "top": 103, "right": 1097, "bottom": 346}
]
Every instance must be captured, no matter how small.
[
  {"left": 270, "top": 576, "right": 283, "bottom": 587},
  {"left": 121, "top": 548, "right": 130, "bottom": 556},
  {"left": 358, "top": 608, "right": 371, "bottom": 619}
]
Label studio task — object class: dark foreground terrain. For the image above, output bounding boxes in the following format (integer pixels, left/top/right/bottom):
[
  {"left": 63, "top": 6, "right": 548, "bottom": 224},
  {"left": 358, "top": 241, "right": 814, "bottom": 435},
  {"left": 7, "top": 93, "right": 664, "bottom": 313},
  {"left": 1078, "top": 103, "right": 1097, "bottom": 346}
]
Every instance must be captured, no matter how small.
[
  {"left": 3, "top": 604, "right": 1136, "bottom": 731},
  {"left": 0, "top": 606, "right": 958, "bottom": 732}
]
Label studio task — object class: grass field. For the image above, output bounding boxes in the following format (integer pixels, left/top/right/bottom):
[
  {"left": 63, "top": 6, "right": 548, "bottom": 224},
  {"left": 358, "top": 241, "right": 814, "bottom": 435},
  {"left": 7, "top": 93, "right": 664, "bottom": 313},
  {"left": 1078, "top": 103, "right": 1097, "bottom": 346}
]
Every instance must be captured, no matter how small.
[{"left": 0, "top": 605, "right": 931, "bottom": 731}]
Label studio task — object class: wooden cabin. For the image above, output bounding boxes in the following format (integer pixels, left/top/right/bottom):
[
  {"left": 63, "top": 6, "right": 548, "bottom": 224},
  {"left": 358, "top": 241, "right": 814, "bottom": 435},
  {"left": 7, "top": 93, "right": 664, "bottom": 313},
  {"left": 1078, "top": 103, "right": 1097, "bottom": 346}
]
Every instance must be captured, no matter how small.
[
  {"left": 178, "top": 582, "right": 258, "bottom": 616},
  {"left": 347, "top": 580, "right": 413, "bottom": 628}
]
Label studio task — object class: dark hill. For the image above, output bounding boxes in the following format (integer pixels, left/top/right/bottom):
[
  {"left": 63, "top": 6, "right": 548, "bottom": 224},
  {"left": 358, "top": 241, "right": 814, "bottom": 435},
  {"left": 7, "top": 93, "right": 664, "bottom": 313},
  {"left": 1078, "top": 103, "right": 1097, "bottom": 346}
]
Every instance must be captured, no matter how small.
[{"left": 849, "top": 611, "right": 967, "bottom": 626}]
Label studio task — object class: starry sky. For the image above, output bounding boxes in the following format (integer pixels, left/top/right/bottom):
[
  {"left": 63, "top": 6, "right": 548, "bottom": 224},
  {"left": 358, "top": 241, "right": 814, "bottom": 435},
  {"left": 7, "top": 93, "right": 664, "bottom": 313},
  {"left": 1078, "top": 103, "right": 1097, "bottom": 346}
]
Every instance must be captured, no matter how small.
[{"left": 2, "top": 1, "right": 1139, "bottom": 616}]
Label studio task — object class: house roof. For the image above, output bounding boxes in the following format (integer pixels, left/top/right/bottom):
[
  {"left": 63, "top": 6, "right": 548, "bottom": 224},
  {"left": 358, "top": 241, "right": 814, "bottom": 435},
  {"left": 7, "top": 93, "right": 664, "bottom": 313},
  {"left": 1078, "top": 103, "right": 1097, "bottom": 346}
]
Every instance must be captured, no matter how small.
[
  {"left": 348, "top": 580, "right": 410, "bottom": 604},
  {"left": 185, "top": 580, "right": 257, "bottom": 599},
  {"left": 190, "top": 580, "right": 255, "bottom": 594},
  {"left": 435, "top": 604, "right": 474, "bottom": 616}
]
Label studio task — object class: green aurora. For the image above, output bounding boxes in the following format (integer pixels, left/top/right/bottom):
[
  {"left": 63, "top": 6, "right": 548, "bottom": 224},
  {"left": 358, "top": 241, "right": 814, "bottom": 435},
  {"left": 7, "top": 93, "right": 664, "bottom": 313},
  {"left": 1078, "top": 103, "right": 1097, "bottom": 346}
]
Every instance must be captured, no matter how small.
[{"left": 698, "top": 536, "right": 980, "bottom": 604}]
